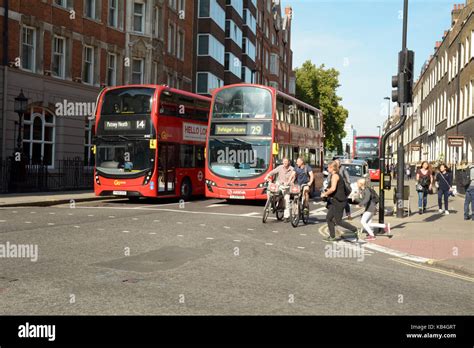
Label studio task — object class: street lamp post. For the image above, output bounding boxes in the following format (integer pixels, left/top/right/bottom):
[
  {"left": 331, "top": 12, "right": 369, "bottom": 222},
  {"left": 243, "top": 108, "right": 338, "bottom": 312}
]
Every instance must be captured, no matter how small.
[{"left": 14, "top": 89, "right": 28, "bottom": 157}]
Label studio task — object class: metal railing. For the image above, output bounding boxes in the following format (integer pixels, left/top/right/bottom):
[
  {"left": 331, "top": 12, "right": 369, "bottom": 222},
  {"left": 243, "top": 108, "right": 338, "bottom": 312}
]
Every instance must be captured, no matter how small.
[{"left": 0, "top": 157, "right": 94, "bottom": 194}]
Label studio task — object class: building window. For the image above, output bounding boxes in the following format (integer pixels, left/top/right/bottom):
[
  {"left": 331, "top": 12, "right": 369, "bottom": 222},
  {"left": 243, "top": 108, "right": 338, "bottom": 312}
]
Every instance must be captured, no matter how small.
[
  {"left": 83, "top": 45, "right": 94, "bottom": 85},
  {"left": 177, "top": 30, "right": 185, "bottom": 60},
  {"left": 108, "top": 0, "right": 118, "bottom": 27},
  {"left": 133, "top": 2, "right": 145, "bottom": 33},
  {"left": 52, "top": 36, "right": 66, "bottom": 78},
  {"left": 23, "top": 107, "right": 55, "bottom": 166},
  {"left": 226, "top": 0, "right": 243, "bottom": 18},
  {"left": 225, "top": 20, "right": 242, "bottom": 48},
  {"left": 242, "top": 38, "right": 256, "bottom": 62},
  {"left": 153, "top": 61, "right": 159, "bottom": 84},
  {"left": 153, "top": 6, "right": 163, "bottom": 38},
  {"left": 198, "top": 0, "right": 225, "bottom": 31},
  {"left": 471, "top": 31, "right": 474, "bottom": 59},
  {"left": 168, "top": 22, "right": 176, "bottom": 55},
  {"left": 84, "top": 119, "right": 95, "bottom": 167},
  {"left": 84, "top": 0, "right": 100, "bottom": 20},
  {"left": 196, "top": 72, "right": 223, "bottom": 94},
  {"left": 241, "top": 66, "right": 252, "bottom": 83},
  {"left": 132, "top": 58, "right": 144, "bottom": 84},
  {"left": 169, "top": 0, "right": 177, "bottom": 10},
  {"left": 107, "top": 53, "right": 117, "bottom": 86},
  {"left": 243, "top": 9, "right": 256, "bottom": 34},
  {"left": 225, "top": 52, "right": 241, "bottom": 78},
  {"left": 21, "top": 26, "right": 36, "bottom": 72},
  {"left": 178, "top": 0, "right": 185, "bottom": 12},
  {"left": 197, "top": 34, "right": 225, "bottom": 65},
  {"left": 54, "top": 0, "right": 73, "bottom": 9}
]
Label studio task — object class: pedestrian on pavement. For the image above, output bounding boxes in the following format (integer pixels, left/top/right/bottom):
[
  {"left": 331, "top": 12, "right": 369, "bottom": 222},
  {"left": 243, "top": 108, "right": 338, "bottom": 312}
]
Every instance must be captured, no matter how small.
[
  {"left": 435, "top": 164, "right": 453, "bottom": 215},
  {"left": 463, "top": 165, "right": 474, "bottom": 221},
  {"left": 321, "top": 161, "right": 358, "bottom": 242},
  {"left": 329, "top": 158, "right": 352, "bottom": 220},
  {"left": 405, "top": 166, "right": 411, "bottom": 180},
  {"left": 355, "top": 179, "right": 390, "bottom": 241},
  {"left": 264, "top": 158, "right": 295, "bottom": 223},
  {"left": 416, "top": 161, "right": 433, "bottom": 215},
  {"left": 291, "top": 157, "right": 314, "bottom": 214}
]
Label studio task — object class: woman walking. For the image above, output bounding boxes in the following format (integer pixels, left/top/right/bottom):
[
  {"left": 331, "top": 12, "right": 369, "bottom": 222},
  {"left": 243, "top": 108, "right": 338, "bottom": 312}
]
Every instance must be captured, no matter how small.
[
  {"left": 416, "top": 161, "right": 433, "bottom": 215},
  {"left": 321, "top": 161, "right": 358, "bottom": 242},
  {"left": 435, "top": 164, "right": 453, "bottom": 215}
]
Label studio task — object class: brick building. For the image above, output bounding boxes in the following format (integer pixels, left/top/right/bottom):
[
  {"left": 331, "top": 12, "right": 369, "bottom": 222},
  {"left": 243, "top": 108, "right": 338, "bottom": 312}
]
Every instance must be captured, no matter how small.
[
  {"left": 0, "top": 0, "right": 295, "bottom": 169},
  {"left": 386, "top": 0, "right": 474, "bottom": 169},
  {"left": 193, "top": 0, "right": 295, "bottom": 95}
]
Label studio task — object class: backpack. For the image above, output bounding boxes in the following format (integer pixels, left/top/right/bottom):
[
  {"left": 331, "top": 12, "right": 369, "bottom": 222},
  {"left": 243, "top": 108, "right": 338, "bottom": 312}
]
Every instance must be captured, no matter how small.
[
  {"left": 369, "top": 187, "right": 380, "bottom": 204},
  {"left": 461, "top": 167, "right": 473, "bottom": 188},
  {"left": 341, "top": 168, "right": 352, "bottom": 195}
]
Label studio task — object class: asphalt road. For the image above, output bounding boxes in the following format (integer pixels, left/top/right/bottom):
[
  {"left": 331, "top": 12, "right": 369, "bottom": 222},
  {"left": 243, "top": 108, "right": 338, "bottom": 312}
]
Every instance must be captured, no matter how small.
[{"left": 0, "top": 197, "right": 472, "bottom": 315}]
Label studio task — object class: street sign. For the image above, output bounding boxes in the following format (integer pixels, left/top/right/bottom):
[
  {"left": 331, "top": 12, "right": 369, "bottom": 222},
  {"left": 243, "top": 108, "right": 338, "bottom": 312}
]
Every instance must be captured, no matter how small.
[
  {"left": 448, "top": 136, "right": 464, "bottom": 147},
  {"left": 410, "top": 144, "right": 421, "bottom": 151}
]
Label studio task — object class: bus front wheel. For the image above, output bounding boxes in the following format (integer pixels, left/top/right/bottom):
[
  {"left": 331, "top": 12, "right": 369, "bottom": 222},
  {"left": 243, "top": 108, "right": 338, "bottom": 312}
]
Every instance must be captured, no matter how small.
[{"left": 180, "top": 178, "right": 192, "bottom": 201}]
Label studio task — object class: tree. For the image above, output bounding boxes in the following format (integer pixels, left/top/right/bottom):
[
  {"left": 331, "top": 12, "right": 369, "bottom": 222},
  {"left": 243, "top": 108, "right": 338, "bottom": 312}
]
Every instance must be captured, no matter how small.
[{"left": 295, "top": 60, "right": 349, "bottom": 153}]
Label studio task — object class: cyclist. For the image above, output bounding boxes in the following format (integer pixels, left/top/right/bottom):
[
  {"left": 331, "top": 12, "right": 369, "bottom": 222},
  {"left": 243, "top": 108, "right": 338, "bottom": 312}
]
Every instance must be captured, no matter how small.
[
  {"left": 291, "top": 157, "right": 314, "bottom": 214},
  {"left": 264, "top": 158, "right": 295, "bottom": 223}
]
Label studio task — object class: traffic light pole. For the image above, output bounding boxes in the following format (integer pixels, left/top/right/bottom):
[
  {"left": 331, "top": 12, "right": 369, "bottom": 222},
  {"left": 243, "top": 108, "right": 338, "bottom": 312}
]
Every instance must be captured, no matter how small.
[{"left": 379, "top": 0, "right": 411, "bottom": 223}]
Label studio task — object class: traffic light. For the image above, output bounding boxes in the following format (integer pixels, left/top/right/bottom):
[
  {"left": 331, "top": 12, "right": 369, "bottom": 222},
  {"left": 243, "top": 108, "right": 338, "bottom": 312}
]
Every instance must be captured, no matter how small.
[{"left": 391, "top": 49, "right": 415, "bottom": 105}]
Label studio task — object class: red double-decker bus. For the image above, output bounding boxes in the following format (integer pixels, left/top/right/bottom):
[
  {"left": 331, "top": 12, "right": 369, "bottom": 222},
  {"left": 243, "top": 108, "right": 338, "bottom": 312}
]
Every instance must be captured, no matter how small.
[
  {"left": 93, "top": 85, "right": 211, "bottom": 200},
  {"left": 353, "top": 135, "right": 381, "bottom": 181},
  {"left": 205, "top": 84, "right": 324, "bottom": 200}
]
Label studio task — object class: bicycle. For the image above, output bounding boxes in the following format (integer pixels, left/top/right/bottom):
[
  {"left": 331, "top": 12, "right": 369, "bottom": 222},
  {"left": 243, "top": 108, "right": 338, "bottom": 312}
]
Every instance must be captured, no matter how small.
[
  {"left": 290, "top": 184, "right": 310, "bottom": 228},
  {"left": 262, "top": 181, "right": 288, "bottom": 223}
]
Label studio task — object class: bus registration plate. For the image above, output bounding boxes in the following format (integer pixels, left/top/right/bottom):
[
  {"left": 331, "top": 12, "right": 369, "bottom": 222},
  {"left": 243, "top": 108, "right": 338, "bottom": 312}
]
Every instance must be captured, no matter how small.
[
  {"left": 113, "top": 191, "right": 127, "bottom": 196},
  {"left": 230, "top": 195, "right": 245, "bottom": 200}
]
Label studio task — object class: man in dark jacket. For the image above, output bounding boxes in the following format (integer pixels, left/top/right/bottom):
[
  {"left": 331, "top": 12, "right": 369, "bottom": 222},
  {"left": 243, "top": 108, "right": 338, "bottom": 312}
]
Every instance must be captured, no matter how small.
[{"left": 464, "top": 165, "right": 474, "bottom": 221}]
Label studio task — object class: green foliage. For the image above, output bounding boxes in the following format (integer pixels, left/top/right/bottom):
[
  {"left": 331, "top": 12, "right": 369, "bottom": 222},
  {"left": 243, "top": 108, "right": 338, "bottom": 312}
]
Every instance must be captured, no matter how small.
[{"left": 295, "top": 60, "right": 349, "bottom": 153}]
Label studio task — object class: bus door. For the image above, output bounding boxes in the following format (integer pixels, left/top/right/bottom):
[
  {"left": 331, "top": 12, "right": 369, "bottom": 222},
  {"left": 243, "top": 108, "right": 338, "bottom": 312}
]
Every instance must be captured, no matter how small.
[{"left": 158, "top": 143, "right": 176, "bottom": 194}]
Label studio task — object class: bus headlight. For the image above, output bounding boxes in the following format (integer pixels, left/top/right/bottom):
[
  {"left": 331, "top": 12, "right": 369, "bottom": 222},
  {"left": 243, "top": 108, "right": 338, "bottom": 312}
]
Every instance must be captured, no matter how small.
[
  {"left": 143, "top": 171, "right": 153, "bottom": 185},
  {"left": 206, "top": 180, "right": 217, "bottom": 192},
  {"left": 95, "top": 174, "right": 100, "bottom": 185},
  {"left": 257, "top": 182, "right": 267, "bottom": 188}
]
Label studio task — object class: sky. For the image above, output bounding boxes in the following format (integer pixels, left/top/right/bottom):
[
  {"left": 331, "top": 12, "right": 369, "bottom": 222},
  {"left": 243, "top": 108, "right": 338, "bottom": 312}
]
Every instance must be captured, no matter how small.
[{"left": 281, "top": 0, "right": 457, "bottom": 137}]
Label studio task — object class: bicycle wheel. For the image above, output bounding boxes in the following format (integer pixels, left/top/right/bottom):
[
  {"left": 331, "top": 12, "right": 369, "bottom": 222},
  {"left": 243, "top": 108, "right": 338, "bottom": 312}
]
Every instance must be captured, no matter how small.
[
  {"left": 275, "top": 197, "right": 284, "bottom": 221},
  {"left": 291, "top": 197, "right": 300, "bottom": 228},
  {"left": 262, "top": 198, "right": 271, "bottom": 223},
  {"left": 301, "top": 197, "right": 310, "bottom": 225}
]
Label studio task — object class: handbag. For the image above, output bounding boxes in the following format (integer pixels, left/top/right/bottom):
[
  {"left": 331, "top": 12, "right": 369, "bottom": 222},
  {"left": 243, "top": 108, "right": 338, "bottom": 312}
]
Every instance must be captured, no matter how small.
[{"left": 416, "top": 183, "right": 424, "bottom": 192}]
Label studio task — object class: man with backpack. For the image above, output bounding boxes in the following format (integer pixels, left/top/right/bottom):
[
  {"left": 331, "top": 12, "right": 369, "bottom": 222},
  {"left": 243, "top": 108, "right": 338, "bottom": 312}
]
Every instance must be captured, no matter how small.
[
  {"left": 463, "top": 165, "right": 474, "bottom": 221},
  {"left": 355, "top": 179, "right": 390, "bottom": 241}
]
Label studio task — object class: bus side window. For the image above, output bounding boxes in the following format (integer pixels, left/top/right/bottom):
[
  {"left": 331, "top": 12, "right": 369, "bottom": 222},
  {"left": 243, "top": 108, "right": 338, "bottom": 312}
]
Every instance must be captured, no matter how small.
[
  {"left": 160, "top": 91, "right": 177, "bottom": 116},
  {"left": 195, "top": 146, "right": 205, "bottom": 167},
  {"left": 277, "top": 96, "right": 284, "bottom": 121},
  {"left": 195, "top": 100, "right": 210, "bottom": 122}
]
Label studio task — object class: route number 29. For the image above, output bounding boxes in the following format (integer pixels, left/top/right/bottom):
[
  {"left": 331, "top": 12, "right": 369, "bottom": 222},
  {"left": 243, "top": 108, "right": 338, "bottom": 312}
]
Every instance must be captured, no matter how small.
[{"left": 250, "top": 125, "right": 262, "bottom": 135}]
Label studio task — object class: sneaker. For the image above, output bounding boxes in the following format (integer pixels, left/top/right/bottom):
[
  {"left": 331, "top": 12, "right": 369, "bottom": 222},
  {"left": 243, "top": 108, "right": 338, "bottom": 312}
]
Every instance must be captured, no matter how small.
[
  {"left": 366, "top": 235, "right": 376, "bottom": 241},
  {"left": 384, "top": 223, "right": 391, "bottom": 234},
  {"left": 284, "top": 218, "right": 290, "bottom": 223},
  {"left": 347, "top": 215, "right": 353, "bottom": 221},
  {"left": 465, "top": 216, "right": 471, "bottom": 220},
  {"left": 438, "top": 209, "right": 444, "bottom": 213},
  {"left": 444, "top": 211, "right": 450, "bottom": 215},
  {"left": 419, "top": 209, "right": 422, "bottom": 215},
  {"left": 323, "top": 236, "right": 338, "bottom": 243}
]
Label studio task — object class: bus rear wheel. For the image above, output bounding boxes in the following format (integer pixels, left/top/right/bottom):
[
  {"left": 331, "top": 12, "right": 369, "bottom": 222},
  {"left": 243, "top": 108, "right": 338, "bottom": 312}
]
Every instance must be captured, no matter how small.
[{"left": 180, "top": 178, "right": 192, "bottom": 201}]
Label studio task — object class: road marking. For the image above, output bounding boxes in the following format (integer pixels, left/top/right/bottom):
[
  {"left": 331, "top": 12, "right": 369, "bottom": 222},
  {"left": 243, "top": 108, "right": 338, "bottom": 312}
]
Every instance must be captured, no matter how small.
[
  {"left": 133, "top": 201, "right": 193, "bottom": 209},
  {"left": 122, "top": 230, "right": 130, "bottom": 233},
  {"left": 0, "top": 220, "right": 6, "bottom": 222},
  {"left": 299, "top": 233, "right": 307, "bottom": 236},
  {"left": 97, "top": 228, "right": 105, "bottom": 231},
  {"left": 49, "top": 212, "right": 55, "bottom": 215},
  {"left": 233, "top": 240, "right": 241, "bottom": 242},
  {"left": 310, "top": 207, "right": 327, "bottom": 216},
  {"left": 265, "top": 243, "right": 273, "bottom": 246},
  {"left": 390, "top": 258, "right": 474, "bottom": 283},
  {"left": 132, "top": 218, "right": 138, "bottom": 221},
  {"left": 108, "top": 216, "right": 115, "bottom": 218},
  {"left": 68, "top": 213, "right": 73, "bottom": 216},
  {"left": 223, "top": 226, "right": 230, "bottom": 229},
  {"left": 206, "top": 237, "right": 214, "bottom": 240},
  {"left": 47, "top": 223, "right": 55, "bottom": 226},
  {"left": 199, "top": 224, "right": 206, "bottom": 227},
  {"left": 177, "top": 235, "right": 184, "bottom": 237},
  {"left": 25, "top": 221, "right": 32, "bottom": 224},
  {"left": 88, "top": 214, "right": 94, "bottom": 217},
  {"left": 149, "top": 232, "right": 157, "bottom": 235},
  {"left": 74, "top": 226, "right": 80, "bottom": 228},
  {"left": 177, "top": 222, "right": 183, "bottom": 225},
  {"left": 272, "top": 230, "right": 279, "bottom": 233},
  {"left": 247, "top": 228, "right": 255, "bottom": 231},
  {"left": 207, "top": 204, "right": 230, "bottom": 208},
  {"left": 297, "top": 246, "right": 305, "bottom": 250},
  {"left": 30, "top": 212, "right": 36, "bottom": 214},
  {"left": 242, "top": 212, "right": 260, "bottom": 216},
  {"left": 364, "top": 243, "right": 430, "bottom": 263},
  {"left": 153, "top": 220, "right": 160, "bottom": 222}
]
